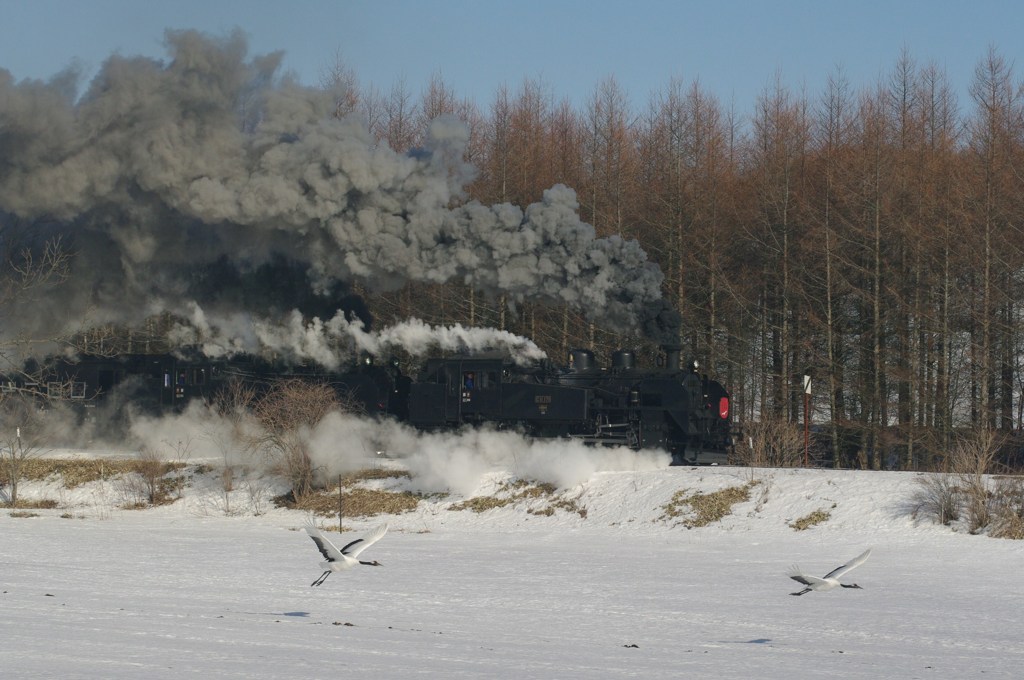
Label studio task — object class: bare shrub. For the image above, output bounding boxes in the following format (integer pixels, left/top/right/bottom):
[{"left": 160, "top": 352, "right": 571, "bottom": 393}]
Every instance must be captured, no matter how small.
[
  {"left": 950, "top": 428, "right": 1003, "bottom": 533},
  {"left": 206, "top": 380, "right": 262, "bottom": 514},
  {"left": 247, "top": 379, "right": 340, "bottom": 501},
  {"left": 734, "top": 416, "right": 804, "bottom": 468},
  {"left": 243, "top": 477, "right": 270, "bottom": 516},
  {"left": 911, "top": 473, "right": 960, "bottom": 526},
  {"left": 989, "top": 476, "right": 1024, "bottom": 540},
  {"left": 949, "top": 427, "right": 1001, "bottom": 477},
  {"left": 213, "top": 378, "right": 259, "bottom": 419},
  {"left": 220, "top": 466, "right": 235, "bottom": 514},
  {"left": 114, "top": 471, "right": 151, "bottom": 508},
  {"left": 160, "top": 436, "right": 194, "bottom": 499},
  {"left": 135, "top": 447, "right": 170, "bottom": 505}
]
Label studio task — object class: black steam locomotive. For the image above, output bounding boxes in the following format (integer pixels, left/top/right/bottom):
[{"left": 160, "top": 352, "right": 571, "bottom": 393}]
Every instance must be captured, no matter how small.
[
  {"left": 10, "top": 344, "right": 735, "bottom": 465},
  {"left": 407, "top": 345, "right": 733, "bottom": 465}
]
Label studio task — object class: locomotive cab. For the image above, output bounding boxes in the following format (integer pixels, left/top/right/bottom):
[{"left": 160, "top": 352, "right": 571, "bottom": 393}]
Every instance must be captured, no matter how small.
[{"left": 408, "top": 357, "right": 504, "bottom": 425}]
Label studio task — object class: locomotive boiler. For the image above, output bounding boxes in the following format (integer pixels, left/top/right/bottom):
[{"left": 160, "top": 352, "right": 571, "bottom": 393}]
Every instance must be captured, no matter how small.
[{"left": 406, "top": 345, "right": 733, "bottom": 465}]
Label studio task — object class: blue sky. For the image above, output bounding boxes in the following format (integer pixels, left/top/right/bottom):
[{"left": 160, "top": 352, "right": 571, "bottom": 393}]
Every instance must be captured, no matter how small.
[{"left": 1, "top": 0, "right": 1021, "bottom": 115}]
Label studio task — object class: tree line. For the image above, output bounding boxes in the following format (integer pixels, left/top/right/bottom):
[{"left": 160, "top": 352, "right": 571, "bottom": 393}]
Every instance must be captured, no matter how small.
[{"left": 324, "top": 48, "right": 1024, "bottom": 469}]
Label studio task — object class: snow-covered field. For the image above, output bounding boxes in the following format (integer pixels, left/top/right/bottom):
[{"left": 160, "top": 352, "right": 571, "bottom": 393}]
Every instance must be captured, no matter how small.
[{"left": 3, "top": 459, "right": 1023, "bottom": 679}]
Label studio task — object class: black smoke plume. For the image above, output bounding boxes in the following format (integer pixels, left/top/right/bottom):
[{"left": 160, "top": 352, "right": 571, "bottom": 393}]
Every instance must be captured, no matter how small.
[{"left": 0, "top": 29, "right": 670, "bottom": 363}]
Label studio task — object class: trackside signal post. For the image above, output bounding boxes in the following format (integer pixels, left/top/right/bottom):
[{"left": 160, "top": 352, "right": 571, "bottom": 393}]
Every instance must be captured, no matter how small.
[{"left": 803, "top": 375, "right": 811, "bottom": 467}]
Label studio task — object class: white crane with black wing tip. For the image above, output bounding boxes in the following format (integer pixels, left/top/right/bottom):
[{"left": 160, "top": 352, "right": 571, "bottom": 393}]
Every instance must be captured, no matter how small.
[
  {"left": 305, "top": 522, "right": 388, "bottom": 587},
  {"left": 788, "top": 548, "right": 872, "bottom": 596}
]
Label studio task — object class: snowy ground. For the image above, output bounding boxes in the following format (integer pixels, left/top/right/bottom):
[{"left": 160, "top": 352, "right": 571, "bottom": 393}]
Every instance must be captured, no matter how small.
[{"left": 3, "top": 459, "right": 1023, "bottom": 679}]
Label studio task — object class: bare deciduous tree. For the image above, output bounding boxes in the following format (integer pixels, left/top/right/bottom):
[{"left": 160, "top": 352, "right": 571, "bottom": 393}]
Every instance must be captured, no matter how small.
[
  {"left": 1, "top": 221, "right": 72, "bottom": 376},
  {"left": 0, "top": 395, "right": 48, "bottom": 507},
  {"left": 135, "top": 446, "right": 167, "bottom": 506},
  {"left": 248, "top": 379, "right": 340, "bottom": 501},
  {"left": 734, "top": 415, "right": 804, "bottom": 468},
  {"left": 319, "top": 49, "right": 360, "bottom": 119},
  {"left": 950, "top": 426, "right": 1003, "bottom": 532}
]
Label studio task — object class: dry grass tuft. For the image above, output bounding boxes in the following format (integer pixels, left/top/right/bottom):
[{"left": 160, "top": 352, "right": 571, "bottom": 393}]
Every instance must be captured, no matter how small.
[
  {"left": 337, "top": 468, "right": 411, "bottom": 485},
  {"left": 340, "top": 488, "right": 421, "bottom": 517},
  {"left": 7, "top": 498, "right": 59, "bottom": 510},
  {"left": 3, "top": 458, "right": 186, "bottom": 488},
  {"left": 661, "top": 482, "right": 758, "bottom": 527},
  {"left": 449, "top": 479, "right": 562, "bottom": 514},
  {"left": 529, "top": 496, "right": 588, "bottom": 519},
  {"left": 790, "top": 506, "right": 833, "bottom": 531},
  {"left": 275, "top": 466, "right": 420, "bottom": 517},
  {"left": 506, "top": 479, "right": 557, "bottom": 497},
  {"left": 292, "top": 487, "right": 420, "bottom": 518},
  {"left": 450, "top": 495, "right": 516, "bottom": 513}
]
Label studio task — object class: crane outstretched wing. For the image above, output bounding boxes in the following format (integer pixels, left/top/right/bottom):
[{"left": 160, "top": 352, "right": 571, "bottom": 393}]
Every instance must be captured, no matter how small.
[
  {"left": 823, "top": 548, "right": 872, "bottom": 580},
  {"left": 341, "top": 524, "right": 389, "bottom": 558},
  {"left": 305, "top": 523, "right": 344, "bottom": 562}
]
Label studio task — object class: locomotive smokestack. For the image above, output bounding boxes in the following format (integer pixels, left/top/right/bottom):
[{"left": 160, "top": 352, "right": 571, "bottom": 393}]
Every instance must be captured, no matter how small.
[{"left": 662, "top": 344, "right": 682, "bottom": 371}]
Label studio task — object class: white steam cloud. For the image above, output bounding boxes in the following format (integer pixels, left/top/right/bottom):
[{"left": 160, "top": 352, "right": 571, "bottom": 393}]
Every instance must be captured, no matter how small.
[
  {"left": 171, "top": 309, "right": 547, "bottom": 367},
  {"left": 126, "top": 401, "right": 669, "bottom": 495}
]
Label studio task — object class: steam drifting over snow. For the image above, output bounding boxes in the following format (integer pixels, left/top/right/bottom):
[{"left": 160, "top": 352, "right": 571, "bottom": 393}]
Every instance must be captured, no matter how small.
[
  {"left": 354, "top": 424, "right": 670, "bottom": 495},
  {"left": 127, "top": 401, "right": 667, "bottom": 497}
]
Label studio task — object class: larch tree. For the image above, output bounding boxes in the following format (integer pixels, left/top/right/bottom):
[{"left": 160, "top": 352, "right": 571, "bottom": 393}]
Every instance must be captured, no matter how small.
[
  {"left": 582, "top": 76, "right": 639, "bottom": 240},
  {"left": 580, "top": 76, "right": 641, "bottom": 353},
  {"left": 965, "top": 47, "right": 1024, "bottom": 431},
  {"left": 811, "top": 66, "right": 857, "bottom": 467},
  {"left": 747, "top": 77, "right": 811, "bottom": 421},
  {"left": 903, "top": 61, "right": 962, "bottom": 465},
  {"left": 319, "top": 50, "right": 361, "bottom": 119},
  {"left": 383, "top": 76, "right": 418, "bottom": 153}
]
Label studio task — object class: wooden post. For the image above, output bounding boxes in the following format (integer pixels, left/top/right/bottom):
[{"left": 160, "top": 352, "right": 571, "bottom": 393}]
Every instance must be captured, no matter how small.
[{"left": 342, "top": 473, "right": 350, "bottom": 532}]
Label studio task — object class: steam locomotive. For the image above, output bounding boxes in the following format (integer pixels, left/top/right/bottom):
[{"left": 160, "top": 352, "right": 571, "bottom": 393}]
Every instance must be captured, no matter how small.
[
  {"left": 407, "top": 345, "right": 733, "bottom": 465},
  {"left": 10, "top": 344, "right": 735, "bottom": 465}
]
